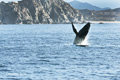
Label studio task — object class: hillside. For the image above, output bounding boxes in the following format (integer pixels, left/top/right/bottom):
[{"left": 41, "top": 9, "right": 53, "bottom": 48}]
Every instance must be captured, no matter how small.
[
  {"left": 0, "top": 0, "right": 120, "bottom": 24},
  {"left": 80, "top": 8, "right": 120, "bottom": 21},
  {"left": 0, "top": 0, "right": 82, "bottom": 24}
]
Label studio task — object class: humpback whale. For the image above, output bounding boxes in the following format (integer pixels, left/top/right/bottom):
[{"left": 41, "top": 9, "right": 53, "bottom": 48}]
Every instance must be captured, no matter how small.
[{"left": 72, "top": 22, "right": 90, "bottom": 46}]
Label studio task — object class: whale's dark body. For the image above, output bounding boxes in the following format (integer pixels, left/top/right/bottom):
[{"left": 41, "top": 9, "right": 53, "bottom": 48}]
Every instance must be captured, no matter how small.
[{"left": 72, "top": 22, "right": 90, "bottom": 45}]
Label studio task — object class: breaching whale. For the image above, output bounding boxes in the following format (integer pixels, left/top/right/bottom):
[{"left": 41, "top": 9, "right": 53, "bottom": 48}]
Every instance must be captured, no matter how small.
[{"left": 72, "top": 22, "right": 90, "bottom": 46}]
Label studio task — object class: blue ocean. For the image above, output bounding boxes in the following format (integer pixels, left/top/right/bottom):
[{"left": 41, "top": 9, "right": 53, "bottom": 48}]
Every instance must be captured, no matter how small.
[{"left": 0, "top": 23, "right": 120, "bottom": 80}]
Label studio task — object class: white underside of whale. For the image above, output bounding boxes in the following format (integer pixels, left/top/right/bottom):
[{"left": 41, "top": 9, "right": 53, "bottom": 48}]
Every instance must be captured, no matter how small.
[{"left": 74, "top": 36, "right": 88, "bottom": 46}]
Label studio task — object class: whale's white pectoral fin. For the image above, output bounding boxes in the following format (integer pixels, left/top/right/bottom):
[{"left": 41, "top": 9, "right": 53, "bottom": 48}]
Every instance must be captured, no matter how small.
[{"left": 72, "top": 22, "right": 90, "bottom": 45}]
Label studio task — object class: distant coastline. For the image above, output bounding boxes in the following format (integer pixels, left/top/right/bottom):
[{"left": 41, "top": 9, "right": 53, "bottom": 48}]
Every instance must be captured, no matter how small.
[{"left": 89, "top": 21, "right": 120, "bottom": 23}]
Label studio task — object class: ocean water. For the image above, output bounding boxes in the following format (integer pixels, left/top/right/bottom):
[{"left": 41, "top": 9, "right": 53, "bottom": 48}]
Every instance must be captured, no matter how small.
[{"left": 0, "top": 23, "right": 120, "bottom": 80}]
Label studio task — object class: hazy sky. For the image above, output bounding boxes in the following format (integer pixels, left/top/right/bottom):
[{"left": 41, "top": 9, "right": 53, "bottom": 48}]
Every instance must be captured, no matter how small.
[{"left": 0, "top": 0, "right": 120, "bottom": 9}]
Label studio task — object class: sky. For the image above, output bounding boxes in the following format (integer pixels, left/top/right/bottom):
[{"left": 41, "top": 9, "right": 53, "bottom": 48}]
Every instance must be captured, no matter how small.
[{"left": 0, "top": 0, "right": 120, "bottom": 9}]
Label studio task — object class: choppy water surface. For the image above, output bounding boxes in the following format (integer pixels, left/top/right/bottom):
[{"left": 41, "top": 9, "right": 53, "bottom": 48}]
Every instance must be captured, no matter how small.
[{"left": 0, "top": 23, "right": 120, "bottom": 80}]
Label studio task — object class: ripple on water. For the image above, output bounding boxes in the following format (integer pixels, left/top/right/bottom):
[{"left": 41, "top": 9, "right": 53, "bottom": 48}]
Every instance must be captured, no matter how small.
[
  {"left": 0, "top": 78, "right": 32, "bottom": 80},
  {"left": 0, "top": 24, "right": 120, "bottom": 80}
]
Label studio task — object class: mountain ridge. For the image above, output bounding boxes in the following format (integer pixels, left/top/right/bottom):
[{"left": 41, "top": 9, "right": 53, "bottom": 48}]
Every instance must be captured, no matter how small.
[
  {"left": 0, "top": 0, "right": 120, "bottom": 24},
  {"left": 69, "top": 1, "right": 110, "bottom": 10}
]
